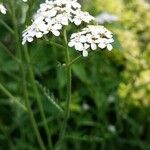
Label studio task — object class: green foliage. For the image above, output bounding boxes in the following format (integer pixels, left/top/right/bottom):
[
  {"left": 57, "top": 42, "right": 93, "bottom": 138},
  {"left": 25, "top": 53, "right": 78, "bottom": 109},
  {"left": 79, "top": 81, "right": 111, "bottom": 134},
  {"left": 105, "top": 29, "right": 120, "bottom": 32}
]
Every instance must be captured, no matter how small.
[{"left": 0, "top": 0, "right": 150, "bottom": 150}]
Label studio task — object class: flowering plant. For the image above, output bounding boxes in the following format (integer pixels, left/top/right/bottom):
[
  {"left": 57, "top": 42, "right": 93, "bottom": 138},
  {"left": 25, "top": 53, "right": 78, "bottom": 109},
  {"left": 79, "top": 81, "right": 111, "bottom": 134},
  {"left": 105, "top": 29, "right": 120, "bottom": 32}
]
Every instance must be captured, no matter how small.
[{"left": 0, "top": 0, "right": 114, "bottom": 150}]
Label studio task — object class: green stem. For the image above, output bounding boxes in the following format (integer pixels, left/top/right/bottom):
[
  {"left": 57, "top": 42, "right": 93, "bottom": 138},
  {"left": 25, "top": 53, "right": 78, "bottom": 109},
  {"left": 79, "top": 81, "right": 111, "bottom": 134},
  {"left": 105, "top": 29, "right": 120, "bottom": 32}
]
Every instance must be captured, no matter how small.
[
  {"left": 68, "top": 51, "right": 97, "bottom": 67},
  {"left": 9, "top": 1, "right": 46, "bottom": 149},
  {"left": 22, "top": 67, "right": 46, "bottom": 150},
  {"left": 23, "top": 45, "right": 53, "bottom": 150},
  {"left": 56, "top": 29, "right": 72, "bottom": 150},
  {"left": 45, "top": 39, "right": 65, "bottom": 49},
  {"left": 10, "top": 2, "right": 21, "bottom": 60},
  {"left": 68, "top": 55, "right": 82, "bottom": 67},
  {"left": 0, "top": 19, "right": 14, "bottom": 34}
]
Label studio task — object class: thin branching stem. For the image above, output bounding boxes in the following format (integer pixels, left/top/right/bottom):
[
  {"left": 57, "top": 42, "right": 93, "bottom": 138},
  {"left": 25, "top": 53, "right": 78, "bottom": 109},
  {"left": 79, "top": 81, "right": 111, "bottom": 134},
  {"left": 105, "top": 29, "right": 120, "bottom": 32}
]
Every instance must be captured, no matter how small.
[
  {"left": 68, "top": 55, "right": 82, "bottom": 67},
  {"left": 68, "top": 50, "right": 98, "bottom": 67},
  {"left": 56, "top": 29, "right": 72, "bottom": 150},
  {"left": 45, "top": 39, "right": 65, "bottom": 49}
]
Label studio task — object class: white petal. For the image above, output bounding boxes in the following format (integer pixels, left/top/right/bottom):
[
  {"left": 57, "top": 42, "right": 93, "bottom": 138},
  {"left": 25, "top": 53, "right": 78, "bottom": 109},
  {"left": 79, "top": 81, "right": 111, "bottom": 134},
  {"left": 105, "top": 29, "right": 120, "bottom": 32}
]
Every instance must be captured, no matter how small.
[
  {"left": 72, "top": 2, "right": 81, "bottom": 9},
  {"left": 38, "top": 24, "right": 48, "bottom": 32},
  {"left": 82, "top": 50, "right": 88, "bottom": 57},
  {"left": 49, "top": 9, "right": 57, "bottom": 17},
  {"left": 107, "top": 38, "right": 114, "bottom": 43},
  {"left": 75, "top": 43, "right": 83, "bottom": 51},
  {"left": 79, "top": 35, "right": 86, "bottom": 43},
  {"left": 68, "top": 41, "right": 75, "bottom": 47},
  {"left": 52, "top": 30, "right": 60, "bottom": 36},
  {"left": 98, "top": 43, "right": 106, "bottom": 49},
  {"left": 84, "top": 43, "right": 90, "bottom": 49},
  {"left": 91, "top": 43, "right": 97, "bottom": 50},
  {"left": 22, "top": 39, "right": 26, "bottom": 45},
  {"left": 71, "top": 33, "right": 78, "bottom": 39},
  {"left": 27, "top": 37, "right": 33, "bottom": 42},
  {"left": 107, "top": 44, "right": 113, "bottom": 51},
  {"left": 61, "top": 16, "right": 69, "bottom": 25},
  {"left": 36, "top": 32, "right": 43, "bottom": 38},
  {"left": 28, "top": 30, "right": 36, "bottom": 37},
  {"left": 0, "top": 4, "right": 7, "bottom": 14},
  {"left": 74, "top": 18, "right": 81, "bottom": 26},
  {"left": 53, "top": 24, "right": 62, "bottom": 30},
  {"left": 86, "top": 34, "right": 92, "bottom": 43},
  {"left": 105, "top": 32, "right": 113, "bottom": 38}
]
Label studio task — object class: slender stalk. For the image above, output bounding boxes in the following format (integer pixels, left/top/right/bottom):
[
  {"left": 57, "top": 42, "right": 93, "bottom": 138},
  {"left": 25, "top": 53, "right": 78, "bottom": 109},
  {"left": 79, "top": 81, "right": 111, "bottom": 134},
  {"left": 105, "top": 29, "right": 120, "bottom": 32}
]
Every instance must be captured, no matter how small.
[
  {"left": 56, "top": 29, "right": 72, "bottom": 150},
  {"left": 68, "top": 51, "right": 97, "bottom": 67},
  {"left": 49, "top": 41, "right": 65, "bottom": 49},
  {"left": 0, "top": 19, "right": 14, "bottom": 34},
  {"left": 9, "top": 1, "right": 46, "bottom": 149},
  {"left": 45, "top": 38, "right": 65, "bottom": 49},
  {"left": 22, "top": 63, "right": 46, "bottom": 150},
  {"left": 68, "top": 55, "right": 82, "bottom": 67},
  {"left": 23, "top": 45, "right": 53, "bottom": 150}
]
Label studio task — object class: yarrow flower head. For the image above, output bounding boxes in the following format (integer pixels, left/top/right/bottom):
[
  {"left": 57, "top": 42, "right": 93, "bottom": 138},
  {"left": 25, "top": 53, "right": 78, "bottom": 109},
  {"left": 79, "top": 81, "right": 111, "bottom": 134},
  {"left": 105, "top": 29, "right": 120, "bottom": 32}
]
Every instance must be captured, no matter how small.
[
  {"left": 68, "top": 25, "right": 114, "bottom": 57},
  {"left": 0, "top": 3, "right": 7, "bottom": 14},
  {"left": 22, "top": 0, "right": 94, "bottom": 44}
]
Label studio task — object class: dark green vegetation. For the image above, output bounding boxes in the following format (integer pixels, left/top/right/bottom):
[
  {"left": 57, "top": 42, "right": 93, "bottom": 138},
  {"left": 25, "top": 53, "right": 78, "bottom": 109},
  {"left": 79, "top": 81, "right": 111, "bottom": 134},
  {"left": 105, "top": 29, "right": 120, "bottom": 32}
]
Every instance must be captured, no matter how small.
[{"left": 0, "top": 0, "right": 150, "bottom": 149}]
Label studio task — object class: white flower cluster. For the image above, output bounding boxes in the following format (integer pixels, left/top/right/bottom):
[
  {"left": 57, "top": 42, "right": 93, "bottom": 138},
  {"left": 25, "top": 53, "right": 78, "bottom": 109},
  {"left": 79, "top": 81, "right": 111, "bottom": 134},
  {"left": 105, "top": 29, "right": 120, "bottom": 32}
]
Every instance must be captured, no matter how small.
[
  {"left": 22, "top": 0, "right": 28, "bottom": 2},
  {"left": 96, "top": 12, "right": 118, "bottom": 24},
  {"left": 68, "top": 25, "right": 114, "bottom": 57},
  {"left": 22, "top": 0, "right": 94, "bottom": 44},
  {"left": 0, "top": 3, "right": 7, "bottom": 14}
]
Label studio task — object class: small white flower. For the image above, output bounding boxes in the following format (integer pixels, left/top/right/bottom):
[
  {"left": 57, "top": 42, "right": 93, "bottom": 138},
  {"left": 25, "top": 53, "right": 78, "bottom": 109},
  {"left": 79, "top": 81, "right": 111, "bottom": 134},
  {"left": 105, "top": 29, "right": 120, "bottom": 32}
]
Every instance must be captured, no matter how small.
[
  {"left": 72, "top": 10, "right": 95, "bottom": 26},
  {"left": 69, "top": 25, "right": 114, "bottom": 57},
  {"left": 22, "top": 0, "right": 95, "bottom": 44},
  {"left": 0, "top": 3, "right": 7, "bottom": 14},
  {"left": 22, "top": 0, "right": 28, "bottom": 2}
]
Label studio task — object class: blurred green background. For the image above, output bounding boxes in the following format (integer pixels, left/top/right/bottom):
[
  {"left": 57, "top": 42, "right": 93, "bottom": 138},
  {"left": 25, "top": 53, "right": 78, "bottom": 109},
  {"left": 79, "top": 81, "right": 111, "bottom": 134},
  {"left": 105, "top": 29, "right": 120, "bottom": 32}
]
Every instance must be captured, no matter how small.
[{"left": 0, "top": 0, "right": 150, "bottom": 149}]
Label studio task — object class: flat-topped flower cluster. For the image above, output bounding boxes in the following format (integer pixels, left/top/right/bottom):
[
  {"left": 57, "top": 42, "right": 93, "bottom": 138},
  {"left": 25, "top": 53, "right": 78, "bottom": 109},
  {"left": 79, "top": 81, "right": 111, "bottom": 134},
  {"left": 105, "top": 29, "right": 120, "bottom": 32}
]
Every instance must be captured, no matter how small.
[
  {"left": 68, "top": 25, "right": 114, "bottom": 57},
  {"left": 22, "top": 0, "right": 94, "bottom": 44},
  {"left": 22, "top": 0, "right": 114, "bottom": 57}
]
